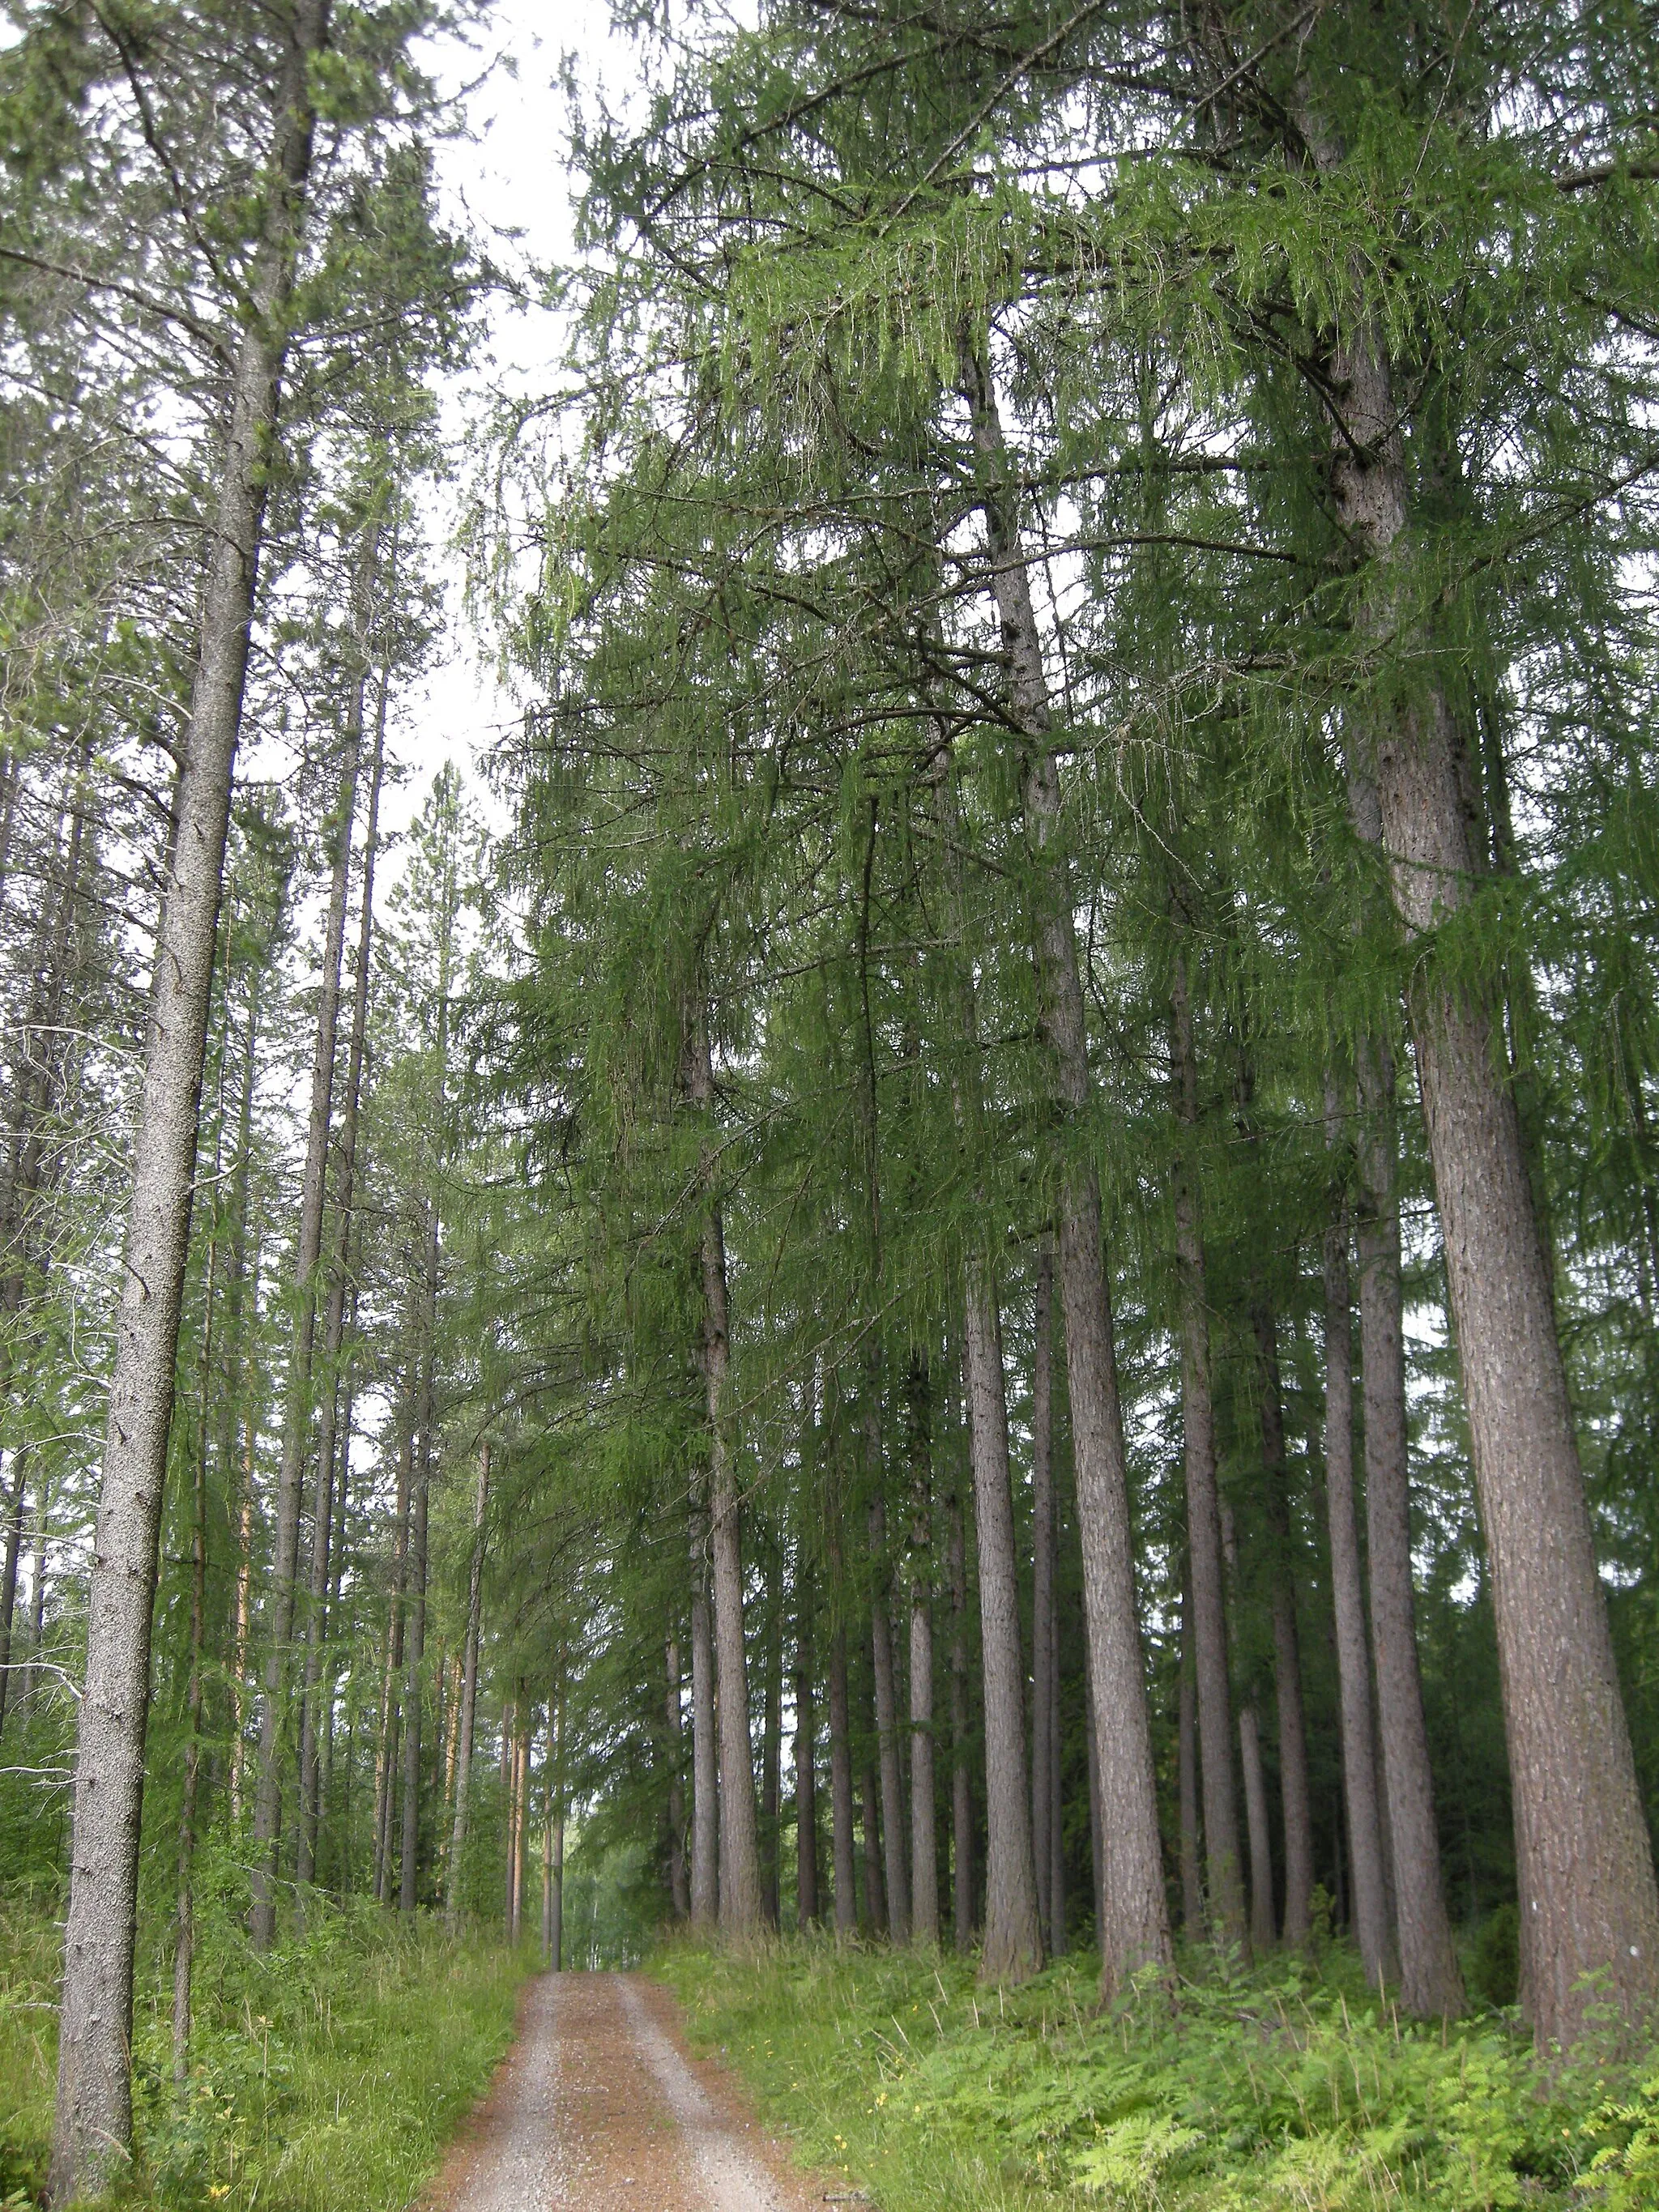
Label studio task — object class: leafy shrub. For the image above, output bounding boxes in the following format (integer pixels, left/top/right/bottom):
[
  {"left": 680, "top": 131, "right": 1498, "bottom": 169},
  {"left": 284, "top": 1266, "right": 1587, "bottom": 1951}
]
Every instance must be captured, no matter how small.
[{"left": 1577, "top": 2072, "right": 1659, "bottom": 2210}]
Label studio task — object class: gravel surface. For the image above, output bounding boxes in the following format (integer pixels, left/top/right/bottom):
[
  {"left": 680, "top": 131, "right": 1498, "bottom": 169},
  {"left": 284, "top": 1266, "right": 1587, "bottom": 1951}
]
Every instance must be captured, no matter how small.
[{"left": 424, "top": 1971, "right": 830, "bottom": 2212}]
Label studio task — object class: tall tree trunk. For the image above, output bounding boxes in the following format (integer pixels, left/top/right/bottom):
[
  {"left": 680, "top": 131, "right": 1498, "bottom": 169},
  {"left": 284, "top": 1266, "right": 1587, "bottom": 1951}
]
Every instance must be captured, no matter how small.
[
  {"left": 962, "top": 343, "right": 1170, "bottom": 1997},
  {"left": 440, "top": 1648, "right": 459, "bottom": 1829},
  {"left": 0, "top": 765, "right": 88, "bottom": 1741},
  {"left": 689, "top": 1506, "right": 719, "bottom": 1930},
  {"left": 223, "top": 969, "right": 265, "bottom": 1832},
  {"left": 666, "top": 1634, "right": 690, "bottom": 1923},
  {"left": 509, "top": 1716, "right": 529, "bottom": 1944},
  {"left": 546, "top": 1787, "right": 559, "bottom": 1964},
  {"left": 251, "top": 615, "right": 360, "bottom": 1949},
  {"left": 544, "top": 1672, "right": 565, "bottom": 1968},
  {"left": 826, "top": 1519, "right": 857, "bottom": 1939},
  {"left": 1253, "top": 1306, "right": 1313, "bottom": 1946},
  {"left": 868, "top": 1467, "right": 911, "bottom": 1944},
  {"left": 1309, "top": 257, "right": 1655, "bottom": 2038},
  {"left": 1170, "top": 952, "right": 1247, "bottom": 1951},
  {"left": 373, "top": 1407, "right": 412, "bottom": 1907},
  {"left": 792, "top": 1554, "right": 819, "bottom": 1928},
  {"left": 1321, "top": 1096, "right": 1394, "bottom": 1988},
  {"left": 445, "top": 1442, "right": 490, "bottom": 1933},
  {"left": 298, "top": 593, "right": 387, "bottom": 1880},
  {"left": 0, "top": 1451, "right": 28, "bottom": 1742},
  {"left": 229, "top": 1473, "right": 256, "bottom": 1829},
  {"left": 929, "top": 733, "right": 1040, "bottom": 1982},
  {"left": 547, "top": 1685, "right": 565, "bottom": 1972},
  {"left": 761, "top": 1542, "right": 783, "bottom": 1930},
  {"left": 1218, "top": 1496, "right": 1276, "bottom": 1952},
  {"left": 499, "top": 1697, "right": 516, "bottom": 1932},
  {"left": 51, "top": 18, "right": 331, "bottom": 2178},
  {"left": 400, "top": 1209, "right": 437, "bottom": 1916},
  {"left": 1239, "top": 1698, "right": 1276, "bottom": 1952},
  {"left": 962, "top": 1262, "right": 1041, "bottom": 1979},
  {"left": 906, "top": 1353, "right": 938, "bottom": 1948},
  {"left": 1178, "top": 1578, "right": 1203, "bottom": 1935},
  {"left": 947, "top": 1461, "right": 975, "bottom": 1952},
  {"left": 399, "top": 812, "right": 453, "bottom": 1919},
  {"left": 548, "top": 1808, "right": 565, "bottom": 1970},
  {"left": 1083, "top": 1658, "right": 1106, "bottom": 1954},
  {"left": 172, "top": 1261, "right": 213, "bottom": 2087},
  {"left": 860, "top": 1730, "right": 887, "bottom": 1935},
  {"left": 23, "top": 1460, "right": 50, "bottom": 1714},
  {"left": 1352, "top": 1017, "right": 1467, "bottom": 2017},
  {"left": 1030, "top": 1247, "right": 1056, "bottom": 1947},
  {"left": 684, "top": 1004, "right": 763, "bottom": 1941},
  {"left": 1047, "top": 1489, "right": 1065, "bottom": 1954}
]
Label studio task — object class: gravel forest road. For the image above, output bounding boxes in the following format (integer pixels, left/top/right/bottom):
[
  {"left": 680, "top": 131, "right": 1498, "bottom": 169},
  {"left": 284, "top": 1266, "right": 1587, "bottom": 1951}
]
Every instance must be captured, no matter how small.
[{"left": 423, "top": 1972, "right": 832, "bottom": 2212}]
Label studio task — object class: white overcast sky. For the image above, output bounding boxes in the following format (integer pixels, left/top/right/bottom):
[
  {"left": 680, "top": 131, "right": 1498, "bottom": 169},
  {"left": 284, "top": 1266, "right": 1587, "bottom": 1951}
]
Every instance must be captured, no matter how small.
[{"left": 394, "top": 0, "right": 637, "bottom": 840}]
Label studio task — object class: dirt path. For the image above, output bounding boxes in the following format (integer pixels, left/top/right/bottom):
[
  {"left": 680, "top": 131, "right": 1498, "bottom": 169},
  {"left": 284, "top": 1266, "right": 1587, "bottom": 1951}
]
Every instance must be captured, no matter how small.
[{"left": 424, "top": 1972, "right": 831, "bottom": 2212}]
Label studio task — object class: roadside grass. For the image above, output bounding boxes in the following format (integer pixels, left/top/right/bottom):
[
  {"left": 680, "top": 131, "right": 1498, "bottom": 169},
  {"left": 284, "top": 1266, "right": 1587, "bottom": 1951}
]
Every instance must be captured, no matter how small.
[
  {"left": 0, "top": 1882, "right": 536, "bottom": 2210},
  {"left": 654, "top": 1933, "right": 1659, "bottom": 2210}
]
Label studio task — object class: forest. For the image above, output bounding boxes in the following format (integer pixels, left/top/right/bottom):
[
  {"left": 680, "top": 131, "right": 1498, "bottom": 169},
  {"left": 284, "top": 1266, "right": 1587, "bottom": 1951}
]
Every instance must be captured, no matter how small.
[{"left": 2, "top": 0, "right": 1659, "bottom": 2207}]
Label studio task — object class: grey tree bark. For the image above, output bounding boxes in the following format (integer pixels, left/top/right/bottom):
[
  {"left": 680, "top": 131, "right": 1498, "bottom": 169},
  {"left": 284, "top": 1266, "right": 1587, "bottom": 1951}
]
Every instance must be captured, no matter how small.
[
  {"left": 761, "top": 1542, "right": 783, "bottom": 1929},
  {"left": 0, "top": 1451, "right": 28, "bottom": 1741},
  {"left": 1170, "top": 952, "right": 1247, "bottom": 1953},
  {"left": 1253, "top": 1306, "right": 1313, "bottom": 1946},
  {"left": 399, "top": 1248, "right": 435, "bottom": 1916},
  {"left": 1353, "top": 1017, "right": 1466, "bottom": 2017},
  {"left": 689, "top": 1507, "right": 719, "bottom": 1930},
  {"left": 0, "top": 766, "right": 88, "bottom": 1737},
  {"left": 906, "top": 1352, "right": 938, "bottom": 1946},
  {"left": 445, "top": 1443, "right": 491, "bottom": 1933},
  {"left": 928, "top": 731, "right": 1038, "bottom": 1980},
  {"left": 962, "top": 342, "right": 1171, "bottom": 1997},
  {"left": 372, "top": 1397, "right": 412, "bottom": 1905},
  {"left": 172, "top": 1203, "right": 215, "bottom": 2085},
  {"left": 1239, "top": 1700, "right": 1276, "bottom": 1953},
  {"left": 947, "top": 1424, "right": 975, "bottom": 1950},
  {"left": 1299, "top": 145, "right": 1659, "bottom": 2024},
  {"left": 860, "top": 1729, "right": 887, "bottom": 1934},
  {"left": 666, "top": 1635, "right": 691, "bottom": 1922},
  {"left": 51, "top": 9, "right": 331, "bottom": 2191},
  {"left": 868, "top": 1468, "right": 911, "bottom": 1944},
  {"left": 251, "top": 581, "right": 361, "bottom": 1945},
  {"left": 1321, "top": 1080, "right": 1394, "bottom": 1988},
  {"left": 828, "top": 1604, "right": 857, "bottom": 1938},
  {"left": 685, "top": 1005, "right": 764, "bottom": 1941},
  {"left": 298, "top": 543, "right": 388, "bottom": 1882},
  {"left": 793, "top": 1570, "right": 819, "bottom": 1928},
  {"left": 824, "top": 1472, "right": 857, "bottom": 1938},
  {"left": 1178, "top": 1570, "right": 1203, "bottom": 1935},
  {"left": 1220, "top": 1502, "right": 1276, "bottom": 1953},
  {"left": 545, "top": 1677, "right": 565, "bottom": 1968},
  {"left": 962, "top": 1263, "right": 1042, "bottom": 1980},
  {"left": 399, "top": 763, "right": 454, "bottom": 1920},
  {"left": 1030, "top": 1246, "right": 1056, "bottom": 1946}
]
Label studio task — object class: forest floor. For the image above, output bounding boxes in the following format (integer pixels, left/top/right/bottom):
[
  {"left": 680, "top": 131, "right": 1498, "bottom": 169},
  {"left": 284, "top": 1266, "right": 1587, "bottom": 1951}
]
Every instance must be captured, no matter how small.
[
  {"left": 422, "top": 1971, "right": 825, "bottom": 2212},
  {"left": 654, "top": 1936, "right": 1659, "bottom": 2211}
]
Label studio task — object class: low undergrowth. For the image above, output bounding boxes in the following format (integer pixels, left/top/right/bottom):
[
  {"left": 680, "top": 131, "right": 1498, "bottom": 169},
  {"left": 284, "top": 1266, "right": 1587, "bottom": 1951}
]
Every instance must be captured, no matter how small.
[
  {"left": 0, "top": 1886, "right": 535, "bottom": 2210},
  {"left": 655, "top": 1936, "right": 1659, "bottom": 2211}
]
